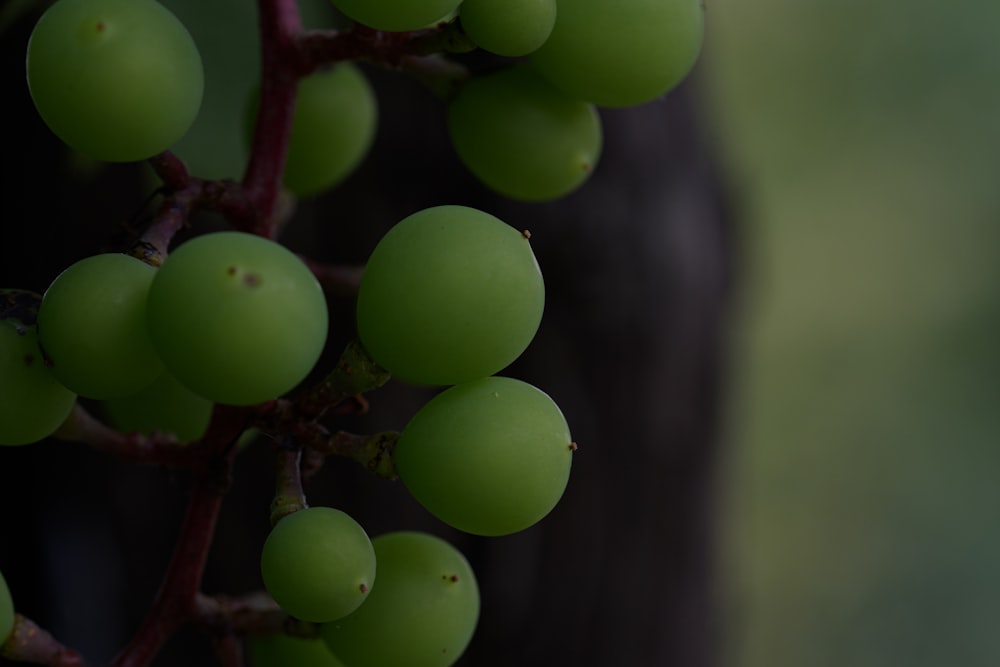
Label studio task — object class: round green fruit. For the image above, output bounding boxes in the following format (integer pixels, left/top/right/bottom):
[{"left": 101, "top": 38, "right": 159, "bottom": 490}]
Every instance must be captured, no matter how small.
[
  {"left": 260, "top": 507, "right": 375, "bottom": 623},
  {"left": 147, "top": 232, "right": 328, "bottom": 406},
  {"left": 396, "top": 376, "right": 573, "bottom": 536},
  {"left": 26, "top": 0, "right": 204, "bottom": 161}
]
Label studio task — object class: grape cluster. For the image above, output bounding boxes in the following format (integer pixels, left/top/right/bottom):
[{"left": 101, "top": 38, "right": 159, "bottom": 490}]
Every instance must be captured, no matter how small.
[{"left": 2, "top": 0, "right": 704, "bottom": 663}]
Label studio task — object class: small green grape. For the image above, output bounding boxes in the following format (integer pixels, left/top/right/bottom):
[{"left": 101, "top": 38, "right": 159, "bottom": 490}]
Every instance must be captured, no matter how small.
[
  {"left": 102, "top": 371, "right": 212, "bottom": 442},
  {"left": 248, "top": 634, "right": 345, "bottom": 667},
  {"left": 260, "top": 507, "right": 375, "bottom": 623},
  {"left": 321, "top": 531, "right": 479, "bottom": 667},
  {"left": 37, "top": 253, "right": 163, "bottom": 399},
  {"left": 249, "top": 64, "right": 377, "bottom": 197},
  {"left": 26, "top": 0, "right": 204, "bottom": 161},
  {"left": 0, "top": 569, "right": 14, "bottom": 642},
  {"left": 356, "top": 205, "right": 544, "bottom": 385},
  {"left": 459, "top": 0, "right": 556, "bottom": 57},
  {"left": 448, "top": 64, "right": 602, "bottom": 201},
  {"left": 396, "top": 376, "right": 573, "bottom": 536},
  {"left": 146, "top": 232, "right": 328, "bottom": 406},
  {"left": 0, "top": 299, "right": 76, "bottom": 446},
  {"left": 330, "top": 0, "right": 462, "bottom": 31},
  {"left": 531, "top": 0, "right": 704, "bottom": 108}
]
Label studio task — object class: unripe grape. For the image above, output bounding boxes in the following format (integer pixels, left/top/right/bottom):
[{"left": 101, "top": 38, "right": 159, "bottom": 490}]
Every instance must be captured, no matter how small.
[
  {"left": 0, "top": 313, "right": 76, "bottom": 446},
  {"left": 147, "top": 232, "right": 328, "bottom": 406},
  {"left": 0, "top": 569, "right": 13, "bottom": 641},
  {"left": 330, "top": 0, "right": 462, "bottom": 32},
  {"left": 249, "top": 64, "right": 377, "bottom": 197},
  {"left": 37, "top": 254, "right": 163, "bottom": 399},
  {"left": 448, "top": 64, "right": 602, "bottom": 201},
  {"left": 356, "top": 205, "right": 544, "bottom": 385},
  {"left": 531, "top": 0, "right": 705, "bottom": 108},
  {"left": 26, "top": 0, "right": 204, "bottom": 162},
  {"left": 248, "top": 634, "right": 345, "bottom": 667},
  {"left": 459, "top": 0, "right": 556, "bottom": 57},
  {"left": 396, "top": 376, "right": 574, "bottom": 536},
  {"left": 261, "top": 507, "right": 376, "bottom": 623},
  {"left": 102, "top": 371, "right": 212, "bottom": 442},
  {"left": 322, "top": 531, "right": 479, "bottom": 667}
]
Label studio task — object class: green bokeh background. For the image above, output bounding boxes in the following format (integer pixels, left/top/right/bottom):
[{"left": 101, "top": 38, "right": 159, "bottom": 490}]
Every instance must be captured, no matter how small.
[{"left": 704, "top": 0, "right": 1000, "bottom": 665}]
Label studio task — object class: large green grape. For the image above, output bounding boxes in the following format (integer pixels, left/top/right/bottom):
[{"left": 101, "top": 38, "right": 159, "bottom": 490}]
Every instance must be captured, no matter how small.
[
  {"left": 356, "top": 206, "right": 544, "bottom": 385},
  {"left": 248, "top": 634, "right": 345, "bottom": 667},
  {"left": 0, "top": 296, "right": 76, "bottom": 446},
  {"left": 0, "top": 569, "right": 13, "bottom": 642},
  {"left": 248, "top": 64, "right": 377, "bottom": 197},
  {"left": 260, "top": 507, "right": 375, "bottom": 623},
  {"left": 26, "top": 0, "right": 204, "bottom": 162},
  {"left": 103, "top": 371, "right": 212, "bottom": 442},
  {"left": 146, "top": 232, "right": 328, "bottom": 406},
  {"left": 458, "top": 0, "right": 556, "bottom": 57},
  {"left": 330, "top": 0, "right": 462, "bottom": 32},
  {"left": 396, "top": 376, "right": 573, "bottom": 536},
  {"left": 37, "top": 254, "right": 163, "bottom": 399},
  {"left": 448, "top": 64, "right": 602, "bottom": 201},
  {"left": 321, "top": 531, "right": 479, "bottom": 667},
  {"left": 531, "top": 0, "right": 704, "bottom": 108}
]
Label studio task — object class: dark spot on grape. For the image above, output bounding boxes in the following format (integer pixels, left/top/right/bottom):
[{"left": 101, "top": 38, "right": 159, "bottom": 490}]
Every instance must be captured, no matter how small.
[
  {"left": 226, "top": 266, "right": 237, "bottom": 276},
  {"left": 522, "top": 229, "right": 532, "bottom": 239},
  {"left": 445, "top": 574, "right": 459, "bottom": 583},
  {"left": 581, "top": 161, "right": 592, "bottom": 173},
  {"left": 43, "top": 358, "right": 55, "bottom": 368},
  {"left": 243, "top": 273, "right": 262, "bottom": 287},
  {"left": 359, "top": 583, "right": 369, "bottom": 593},
  {"left": 569, "top": 442, "right": 579, "bottom": 451},
  {"left": 23, "top": 354, "right": 35, "bottom": 366},
  {"left": 96, "top": 21, "right": 106, "bottom": 32}
]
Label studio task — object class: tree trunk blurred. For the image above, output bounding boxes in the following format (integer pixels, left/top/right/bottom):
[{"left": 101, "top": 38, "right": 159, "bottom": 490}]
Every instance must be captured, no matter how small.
[{"left": 0, "top": 10, "right": 734, "bottom": 666}]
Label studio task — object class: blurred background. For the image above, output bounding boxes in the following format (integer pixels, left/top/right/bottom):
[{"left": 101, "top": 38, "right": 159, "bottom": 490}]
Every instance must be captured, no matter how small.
[
  {"left": 2, "top": 0, "right": 999, "bottom": 665},
  {"left": 706, "top": 0, "right": 1000, "bottom": 665}
]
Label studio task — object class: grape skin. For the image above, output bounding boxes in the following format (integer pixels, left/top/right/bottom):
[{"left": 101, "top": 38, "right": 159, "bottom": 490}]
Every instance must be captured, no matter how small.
[
  {"left": 260, "top": 507, "right": 375, "bottom": 623},
  {"left": 0, "top": 570, "right": 12, "bottom": 642},
  {"left": 0, "top": 320, "right": 76, "bottom": 446},
  {"left": 356, "top": 205, "right": 544, "bottom": 386},
  {"left": 330, "top": 0, "right": 462, "bottom": 32},
  {"left": 37, "top": 253, "right": 163, "bottom": 399},
  {"left": 321, "top": 532, "right": 479, "bottom": 667},
  {"left": 448, "top": 64, "right": 602, "bottom": 201},
  {"left": 396, "top": 376, "right": 574, "bottom": 536},
  {"left": 26, "top": 0, "right": 204, "bottom": 162},
  {"left": 458, "top": 0, "right": 557, "bottom": 57},
  {"left": 146, "top": 232, "right": 328, "bottom": 406},
  {"left": 531, "top": 0, "right": 705, "bottom": 108}
]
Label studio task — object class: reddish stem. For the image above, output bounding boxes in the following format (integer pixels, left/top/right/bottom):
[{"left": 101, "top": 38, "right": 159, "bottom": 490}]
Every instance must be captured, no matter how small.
[{"left": 242, "top": 0, "right": 304, "bottom": 237}]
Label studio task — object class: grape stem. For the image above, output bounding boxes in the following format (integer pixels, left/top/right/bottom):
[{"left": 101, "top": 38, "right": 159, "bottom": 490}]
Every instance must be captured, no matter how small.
[
  {"left": 0, "top": 615, "right": 88, "bottom": 667},
  {"left": 270, "top": 445, "right": 308, "bottom": 525}
]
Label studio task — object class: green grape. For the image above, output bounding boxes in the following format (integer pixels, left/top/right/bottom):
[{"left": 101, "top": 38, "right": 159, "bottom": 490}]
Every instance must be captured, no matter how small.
[
  {"left": 146, "top": 232, "right": 328, "bottom": 406},
  {"left": 0, "top": 298, "right": 76, "bottom": 447},
  {"left": 458, "top": 0, "right": 556, "bottom": 57},
  {"left": 530, "top": 0, "right": 704, "bottom": 108},
  {"left": 37, "top": 253, "right": 163, "bottom": 399},
  {"left": 330, "top": 0, "right": 462, "bottom": 32},
  {"left": 321, "top": 531, "right": 479, "bottom": 667},
  {"left": 285, "top": 64, "right": 377, "bottom": 196},
  {"left": 0, "top": 569, "right": 13, "bottom": 642},
  {"left": 248, "top": 63, "right": 377, "bottom": 197},
  {"left": 260, "top": 507, "right": 375, "bottom": 623},
  {"left": 248, "top": 633, "right": 345, "bottom": 667},
  {"left": 396, "top": 376, "right": 573, "bottom": 536},
  {"left": 103, "top": 371, "right": 212, "bottom": 442},
  {"left": 356, "top": 205, "right": 544, "bottom": 385},
  {"left": 448, "top": 64, "right": 602, "bottom": 202},
  {"left": 26, "top": 0, "right": 204, "bottom": 162}
]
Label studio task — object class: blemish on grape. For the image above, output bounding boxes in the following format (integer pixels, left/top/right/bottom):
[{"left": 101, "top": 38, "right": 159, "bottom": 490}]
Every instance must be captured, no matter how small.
[
  {"left": 359, "top": 583, "right": 369, "bottom": 593},
  {"left": 522, "top": 229, "right": 532, "bottom": 239},
  {"left": 569, "top": 442, "right": 578, "bottom": 452}
]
